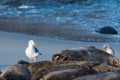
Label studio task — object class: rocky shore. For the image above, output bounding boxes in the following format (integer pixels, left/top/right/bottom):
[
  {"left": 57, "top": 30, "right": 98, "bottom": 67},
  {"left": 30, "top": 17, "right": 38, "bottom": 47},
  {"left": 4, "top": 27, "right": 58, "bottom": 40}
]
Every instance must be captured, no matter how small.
[{"left": 0, "top": 46, "right": 120, "bottom": 80}]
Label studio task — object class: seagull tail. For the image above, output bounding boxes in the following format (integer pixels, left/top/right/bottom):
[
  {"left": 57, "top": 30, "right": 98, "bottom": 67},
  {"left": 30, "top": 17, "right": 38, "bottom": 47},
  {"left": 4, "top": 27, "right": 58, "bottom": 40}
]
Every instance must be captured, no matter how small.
[{"left": 39, "top": 53, "right": 42, "bottom": 55}]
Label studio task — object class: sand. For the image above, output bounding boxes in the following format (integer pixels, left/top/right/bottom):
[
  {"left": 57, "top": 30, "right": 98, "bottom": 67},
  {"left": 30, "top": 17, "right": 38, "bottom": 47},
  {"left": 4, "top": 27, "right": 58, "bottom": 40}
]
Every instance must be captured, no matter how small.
[
  {"left": 0, "top": 31, "right": 120, "bottom": 65},
  {"left": 1, "top": 17, "right": 120, "bottom": 42}
]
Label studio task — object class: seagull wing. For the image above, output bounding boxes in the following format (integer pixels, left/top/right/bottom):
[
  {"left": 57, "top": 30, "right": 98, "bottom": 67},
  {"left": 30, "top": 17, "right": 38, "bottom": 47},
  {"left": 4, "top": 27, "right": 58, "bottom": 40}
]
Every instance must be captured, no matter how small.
[{"left": 33, "top": 46, "right": 42, "bottom": 55}]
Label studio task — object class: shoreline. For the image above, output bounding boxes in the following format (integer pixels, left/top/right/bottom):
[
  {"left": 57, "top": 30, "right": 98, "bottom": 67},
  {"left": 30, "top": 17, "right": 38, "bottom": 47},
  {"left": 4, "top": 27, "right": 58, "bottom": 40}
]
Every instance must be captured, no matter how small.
[
  {"left": 0, "top": 17, "right": 120, "bottom": 42},
  {"left": 0, "top": 31, "right": 120, "bottom": 65}
]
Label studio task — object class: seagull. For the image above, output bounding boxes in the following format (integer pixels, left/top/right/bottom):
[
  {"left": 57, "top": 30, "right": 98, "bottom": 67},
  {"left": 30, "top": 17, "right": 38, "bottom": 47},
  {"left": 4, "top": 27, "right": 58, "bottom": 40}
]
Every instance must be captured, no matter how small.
[
  {"left": 103, "top": 44, "right": 115, "bottom": 56},
  {"left": 25, "top": 40, "right": 42, "bottom": 62}
]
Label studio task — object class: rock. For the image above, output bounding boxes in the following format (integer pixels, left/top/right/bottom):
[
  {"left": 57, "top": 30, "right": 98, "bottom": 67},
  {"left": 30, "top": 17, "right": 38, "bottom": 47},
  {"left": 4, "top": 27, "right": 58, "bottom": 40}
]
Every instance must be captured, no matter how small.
[
  {"left": 17, "top": 60, "right": 30, "bottom": 67},
  {"left": 28, "top": 61, "right": 96, "bottom": 74},
  {"left": 1, "top": 64, "right": 32, "bottom": 80},
  {"left": 74, "top": 72, "right": 120, "bottom": 80},
  {"left": 28, "top": 61, "right": 120, "bottom": 74},
  {"left": 0, "top": 77, "right": 6, "bottom": 80},
  {"left": 0, "top": 71, "right": 2, "bottom": 75},
  {"left": 30, "top": 61, "right": 120, "bottom": 80},
  {"left": 52, "top": 46, "right": 120, "bottom": 67},
  {"left": 28, "top": 60, "right": 120, "bottom": 74},
  {"left": 93, "top": 63, "right": 120, "bottom": 73},
  {"left": 28, "top": 60, "right": 120, "bottom": 80},
  {"left": 27, "top": 45, "right": 120, "bottom": 80},
  {"left": 95, "top": 26, "right": 118, "bottom": 34},
  {"left": 31, "top": 64, "right": 97, "bottom": 80},
  {"left": 28, "top": 61, "right": 53, "bottom": 74},
  {"left": 52, "top": 54, "right": 68, "bottom": 61}
]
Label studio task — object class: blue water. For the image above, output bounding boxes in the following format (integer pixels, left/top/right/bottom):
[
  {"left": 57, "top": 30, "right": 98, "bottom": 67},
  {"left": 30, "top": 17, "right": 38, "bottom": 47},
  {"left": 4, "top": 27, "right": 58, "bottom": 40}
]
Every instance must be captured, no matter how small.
[
  {"left": 0, "top": 65, "right": 9, "bottom": 71},
  {"left": 0, "top": 0, "right": 120, "bottom": 31}
]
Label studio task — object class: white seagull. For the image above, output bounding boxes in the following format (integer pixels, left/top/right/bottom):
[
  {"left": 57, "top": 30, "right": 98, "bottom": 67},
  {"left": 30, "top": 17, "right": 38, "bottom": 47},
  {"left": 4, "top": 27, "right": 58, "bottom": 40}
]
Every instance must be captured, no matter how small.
[
  {"left": 103, "top": 44, "right": 115, "bottom": 56},
  {"left": 25, "top": 40, "right": 42, "bottom": 62}
]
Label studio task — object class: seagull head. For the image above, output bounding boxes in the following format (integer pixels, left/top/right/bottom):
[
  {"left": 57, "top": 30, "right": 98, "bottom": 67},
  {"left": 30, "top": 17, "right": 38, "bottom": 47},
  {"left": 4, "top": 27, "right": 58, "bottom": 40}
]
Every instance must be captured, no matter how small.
[
  {"left": 103, "top": 44, "right": 110, "bottom": 50},
  {"left": 28, "top": 40, "right": 36, "bottom": 46}
]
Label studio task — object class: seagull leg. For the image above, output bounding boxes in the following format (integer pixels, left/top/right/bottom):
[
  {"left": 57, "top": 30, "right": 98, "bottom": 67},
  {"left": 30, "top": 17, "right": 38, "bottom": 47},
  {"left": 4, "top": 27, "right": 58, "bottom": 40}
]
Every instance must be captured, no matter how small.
[
  {"left": 30, "top": 58, "right": 33, "bottom": 63},
  {"left": 34, "top": 58, "right": 36, "bottom": 62}
]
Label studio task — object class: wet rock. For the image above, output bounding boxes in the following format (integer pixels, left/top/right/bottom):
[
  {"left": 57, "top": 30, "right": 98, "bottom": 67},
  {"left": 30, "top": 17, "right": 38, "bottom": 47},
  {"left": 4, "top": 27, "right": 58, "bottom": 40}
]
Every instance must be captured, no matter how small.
[
  {"left": 31, "top": 64, "right": 97, "bottom": 80},
  {"left": 52, "top": 54, "right": 68, "bottom": 61},
  {"left": 29, "top": 60, "right": 120, "bottom": 73},
  {"left": 30, "top": 61, "right": 120, "bottom": 80},
  {"left": 0, "top": 77, "right": 6, "bottom": 80},
  {"left": 74, "top": 72, "right": 120, "bottom": 80},
  {"left": 28, "top": 61, "right": 53, "bottom": 74},
  {"left": 52, "top": 46, "right": 105, "bottom": 62},
  {"left": 17, "top": 60, "right": 30, "bottom": 67},
  {"left": 93, "top": 63, "right": 120, "bottom": 73},
  {"left": 1, "top": 64, "right": 32, "bottom": 80},
  {"left": 0, "top": 71, "right": 2, "bottom": 75},
  {"left": 28, "top": 61, "right": 96, "bottom": 74},
  {"left": 28, "top": 60, "right": 120, "bottom": 80},
  {"left": 95, "top": 26, "right": 118, "bottom": 34},
  {"left": 52, "top": 46, "right": 120, "bottom": 67}
]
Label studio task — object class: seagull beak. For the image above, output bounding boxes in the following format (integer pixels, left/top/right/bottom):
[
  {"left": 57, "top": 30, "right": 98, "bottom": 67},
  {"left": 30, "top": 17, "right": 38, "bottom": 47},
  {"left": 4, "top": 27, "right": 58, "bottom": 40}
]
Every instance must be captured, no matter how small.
[{"left": 33, "top": 43, "right": 36, "bottom": 46}]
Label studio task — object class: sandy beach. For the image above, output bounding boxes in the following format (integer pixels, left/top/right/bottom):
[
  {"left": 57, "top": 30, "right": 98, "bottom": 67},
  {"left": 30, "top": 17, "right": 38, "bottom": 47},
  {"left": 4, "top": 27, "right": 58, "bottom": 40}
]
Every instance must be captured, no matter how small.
[{"left": 0, "top": 31, "right": 120, "bottom": 65}]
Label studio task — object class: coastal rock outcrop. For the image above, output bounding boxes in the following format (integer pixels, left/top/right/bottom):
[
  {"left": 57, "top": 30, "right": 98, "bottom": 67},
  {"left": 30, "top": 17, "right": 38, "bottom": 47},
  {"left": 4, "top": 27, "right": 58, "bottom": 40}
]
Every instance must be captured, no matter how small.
[
  {"left": 28, "top": 60, "right": 120, "bottom": 73},
  {"left": 0, "top": 77, "right": 6, "bottom": 80},
  {"left": 95, "top": 26, "right": 118, "bottom": 34},
  {"left": 74, "top": 72, "right": 120, "bottom": 80},
  {"left": 0, "top": 71, "right": 2, "bottom": 75},
  {"left": 27, "top": 46, "right": 120, "bottom": 80},
  {"left": 29, "top": 61, "right": 120, "bottom": 80},
  {"left": 31, "top": 64, "right": 97, "bottom": 80},
  {"left": 17, "top": 60, "right": 30, "bottom": 67},
  {"left": 52, "top": 46, "right": 120, "bottom": 67},
  {"left": 1, "top": 64, "right": 32, "bottom": 80},
  {"left": 93, "top": 63, "right": 120, "bottom": 72},
  {"left": 28, "top": 61, "right": 97, "bottom": 74}
]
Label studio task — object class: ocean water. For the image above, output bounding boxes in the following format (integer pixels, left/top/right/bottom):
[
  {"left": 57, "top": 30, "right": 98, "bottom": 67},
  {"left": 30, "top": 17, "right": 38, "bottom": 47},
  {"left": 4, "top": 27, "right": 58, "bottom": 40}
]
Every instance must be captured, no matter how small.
[
  {"left": 0, "top": 0, "right": 120, "bottom": 29},
  {"left": 0, "top": 0, "right": 120, "bottom": 42},
  {"left": 0, "top": 65, "right": 9, "bottom": 71}
]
